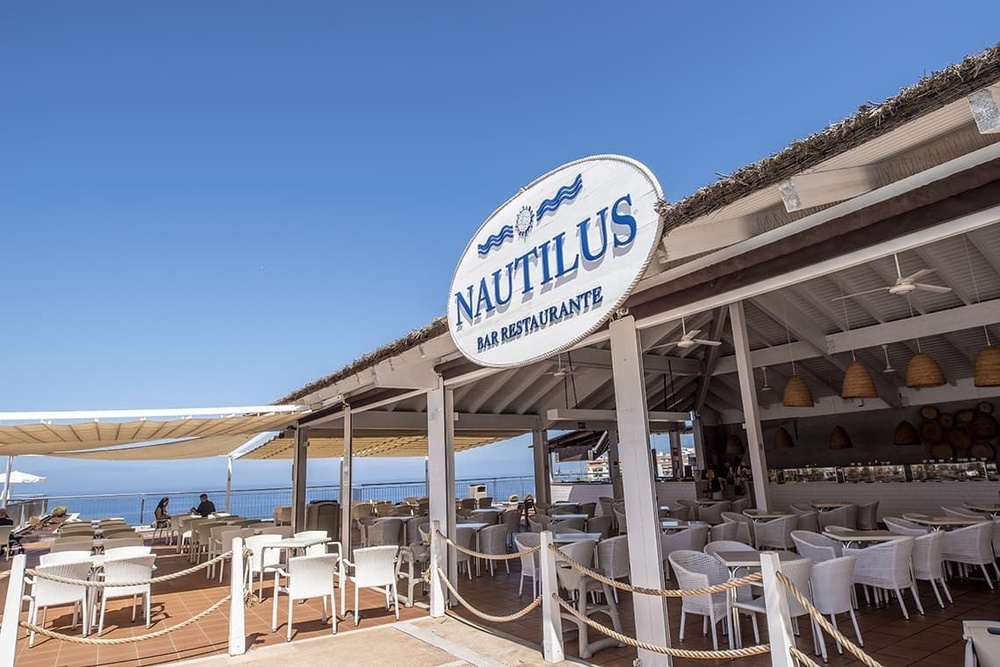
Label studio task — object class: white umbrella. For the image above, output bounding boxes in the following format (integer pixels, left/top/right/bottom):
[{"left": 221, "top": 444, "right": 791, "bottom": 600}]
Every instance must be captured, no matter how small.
[{"left": 0, "top": 471, "right": 46, "bottom": 484}]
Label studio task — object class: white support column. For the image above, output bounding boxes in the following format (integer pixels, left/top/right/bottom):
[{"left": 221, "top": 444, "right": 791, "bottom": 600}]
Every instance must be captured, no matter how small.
[
  {"left": 691, "top": 416, "right": 707, "bottom": 473},
  {"left": 428, "top": 379, "right": 457, "bottom": 608},
  {"left": 225, "top": 456, "right": 233, "bottom": 513},
  {"left": 1, "top": 456, "right": 12, "bottom": 509},
  {"left": 228, "top": 536, "right": 246, "bottom": 655},
  {"left": 429, "top": 519, "right": 446, "bottom": 617},
  {"left": 291, "top": 427, "right": 308, "bottom": 532},
  {"left": 729, "top": 301, "right": 771, "bottom": 512},
  {"left": 669, "top": 431, "right": 682, "bottom": 477},
  {"left": 0, "top": 554, "right": 25, "bottom": 667},
  {"left": 607, "top": 428, "right": 624, "bottom": 501},
  {"left": 760, "top": 552, "right": 796, "bottom": 667},
  {"left": 539, "top": 530, "right": 565, "bottom": 663},
  {"left": 340, "top": 406, "right": 354, "bottom": 554},
  {"left": 609, "top": 314, "right": 672, "bottom": 667},
  {"left": 532, "top": 429, "right": 551, "bottom": 505}
]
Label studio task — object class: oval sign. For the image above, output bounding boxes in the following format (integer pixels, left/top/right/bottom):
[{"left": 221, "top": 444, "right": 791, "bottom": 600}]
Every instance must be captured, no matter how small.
[{"left": 448, "top": 155, "right": 663, "bottom": 367}]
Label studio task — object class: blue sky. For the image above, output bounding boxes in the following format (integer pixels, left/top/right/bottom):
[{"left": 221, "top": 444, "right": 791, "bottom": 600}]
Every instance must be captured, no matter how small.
[{"left": 1, "top": 3, "right": 999, "bottom": 497}]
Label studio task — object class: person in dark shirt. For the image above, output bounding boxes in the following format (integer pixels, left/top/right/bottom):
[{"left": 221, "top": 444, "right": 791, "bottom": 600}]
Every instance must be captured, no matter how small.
[
  {"left": 190, "top": 494, "right": 217, "bottom": 517},
  {"left": 0, "top": 508, "right": 22, "bottom": 555}
]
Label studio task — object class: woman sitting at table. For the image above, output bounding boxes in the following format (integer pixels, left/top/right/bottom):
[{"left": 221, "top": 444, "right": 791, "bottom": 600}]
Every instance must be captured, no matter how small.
[{"left": 153, "top": 497, "right": 171, "bottom": 528}]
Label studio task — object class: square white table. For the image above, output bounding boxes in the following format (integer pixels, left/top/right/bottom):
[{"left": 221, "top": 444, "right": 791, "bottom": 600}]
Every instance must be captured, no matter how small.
[
  {"left": 552, "top": 532, "right": 601, "bottom": 544},
  {"left": 907, "top": 516, "right": 986, "bottom": 530},
  {"left": 548, "top": 513, "right": 589, "bottom": 521},
  {"left": 659, "top": 520, "right": 706, "bottom": 532},
  {"left": 964, "top": 620, "right": 1000, "bottom": 667},
  {"left": 822, "top": 530, "right": 906, "bottom": 548}
]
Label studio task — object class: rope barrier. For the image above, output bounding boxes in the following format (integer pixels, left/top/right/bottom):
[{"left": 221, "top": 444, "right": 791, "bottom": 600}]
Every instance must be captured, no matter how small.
[
  {"left": 19, "top": 594, "right": 231, "bottom": 645},
  {"left": 434, "top": 566, "right": 542, "bottom": 622},
  {"left": 790, "top": 646, "right": 825, "bottom": 667},
  {"left": 434, "top": 530, "right": 539, "bottom": 561},
  {"left": 550, "top": 543, "right": 764, "bottom": 597},
  {"left": 25, "top": 550, "right": 235, "bottom": 588},
  {"left": 775, "top": 572, "right": 884, "bottom": 667},
  {"left": 553, "top": 596, "right": 771, "bottom": 659}
]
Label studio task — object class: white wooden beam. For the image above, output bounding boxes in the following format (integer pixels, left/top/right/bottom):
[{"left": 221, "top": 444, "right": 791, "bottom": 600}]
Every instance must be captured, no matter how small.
[
  {"left": 778, "top": 165, "right": 876, "bottom": 212},
  {"left": 660, "top": 216, "right": 757, "bottom": 263},
  {"left": 568, "top": 347, "right": 703, "bottom": 376},
  {"left": 729, "top": 302, "right": 771, "bottom": 511},
  {"left": 546, "top": 408, "right": 690, "bottom": 423},
  {"left": 340, "top": 407, "right": 353, "bottom": 553},
  {"left": 969, "top": 83, "right": 1000, "bottom": 134},
  {"left": 427, "top": 380, "right": 456, "bottom": 611}
]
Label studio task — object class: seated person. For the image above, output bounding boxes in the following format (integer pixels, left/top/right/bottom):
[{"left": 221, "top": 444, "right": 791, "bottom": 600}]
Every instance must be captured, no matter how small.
[
  {"left": 190, "top": 493, "right": 217, "bottom": 517},
  {"left": 0, "top": 508, "right": 23, "bottom": 555},
  {"left": 153, "top": 497, "right": 171, "bottom": 528}
]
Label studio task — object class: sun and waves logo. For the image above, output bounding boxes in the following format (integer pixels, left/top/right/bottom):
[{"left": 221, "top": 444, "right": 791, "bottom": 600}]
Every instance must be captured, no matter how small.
[{"left": 477, "top": 173, "right": 583, "bottom": 257}]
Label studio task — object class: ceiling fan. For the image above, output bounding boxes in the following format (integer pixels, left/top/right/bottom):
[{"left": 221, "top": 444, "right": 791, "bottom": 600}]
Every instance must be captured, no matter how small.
[
  {"left": 649, "top": 317, "right": 722, "bottom": 351},
  {"left": 832, "top": 254, "right": 952, "bottom": 302},
  {"left": 546, "top": 353, "right": 577, "bottom": 377}
]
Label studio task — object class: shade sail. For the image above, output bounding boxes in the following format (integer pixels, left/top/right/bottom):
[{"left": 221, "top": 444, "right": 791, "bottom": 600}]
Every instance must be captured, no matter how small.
[
  {"left": 241, "top": 432, "right": 515, "bottom": 460},
  {"left": 0, "top": 412, "right": 301, "bottom": 456},
  {"left": 51, "top": 434, "right": 272, "bottom": 461}
]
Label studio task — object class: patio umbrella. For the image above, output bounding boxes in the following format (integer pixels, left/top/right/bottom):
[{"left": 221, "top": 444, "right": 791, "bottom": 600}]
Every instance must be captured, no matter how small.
[{"left": 1, "top": 455, "right": 46, "bottom": 508}]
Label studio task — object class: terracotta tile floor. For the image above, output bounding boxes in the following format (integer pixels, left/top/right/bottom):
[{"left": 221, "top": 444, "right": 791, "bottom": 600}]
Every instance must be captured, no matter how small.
[{"left": 1, "top": 534, "right": 998, "bottom": 667}]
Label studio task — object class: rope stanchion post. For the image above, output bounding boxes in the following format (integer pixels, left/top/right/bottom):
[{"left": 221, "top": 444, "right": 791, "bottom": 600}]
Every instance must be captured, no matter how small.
[
  {"left": 429, "top": 520, "right": 446, "bottom": 616},
  {"left": 539, "top": 530, "right": 564, "bottom": 664},
  {"left": 228, "top": 536, "right": 246, "bottom": 656},
  {"left": 0, "top": 554, "right": 26, "bottom": 667},
  {"left": 760, "top": 552, "right": 796, "bottom": 667}
]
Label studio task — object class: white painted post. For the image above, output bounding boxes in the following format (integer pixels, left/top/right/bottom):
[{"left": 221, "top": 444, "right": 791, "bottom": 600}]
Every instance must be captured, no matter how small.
[
  {"left": 429, "top": 520, "right": 446, "bottom": 617},
  {"left": 225, "top": 456, "right": 233, "bottom": 513},
  {"left": 0, "top": 554, "right": 25, "bottom": 667},
  {"left": 291, "top": 427, "right": 309, "bottom": 532},
  {"left": 532, "top": 430, "right": 552, "bottom": 506},
  {"left": 539, "top": 531, "right": 565, "bottom": 663},
  {"left": 760, "top": 552, "right": 796, "bottom": 667},
  {"left": 729, "top": 301, "right": 771, "bottom": 512},
  {"left": 228, "top": 537, "right": 246, "bottom": 655},
  {"left": 607, "top": 428, "right": 624, "bottom": 501},
  {"left": 427, "top": 380, "right": 457, "bottom": 603},
  {"left": 610, "top": 314, "right": 672, "bottom": 667},
  {"left": 340, "top": 406, "right": 354, "bottom": 555}
]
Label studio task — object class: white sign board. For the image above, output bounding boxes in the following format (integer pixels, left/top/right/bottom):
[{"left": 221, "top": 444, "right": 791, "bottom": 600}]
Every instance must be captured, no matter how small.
[{"left": 448, "top": 155, "right": 663, "bottom": 367}]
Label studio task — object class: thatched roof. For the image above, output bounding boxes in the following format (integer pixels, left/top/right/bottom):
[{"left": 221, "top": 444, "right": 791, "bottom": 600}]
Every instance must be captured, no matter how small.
[{"left": 276, "top": 42, "right": 1000, "bottom": 407}]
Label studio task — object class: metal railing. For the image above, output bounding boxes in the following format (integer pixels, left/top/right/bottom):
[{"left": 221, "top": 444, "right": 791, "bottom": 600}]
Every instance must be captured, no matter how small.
[{"left": 20, "top": 475, "right": 535, "bottom": 527}]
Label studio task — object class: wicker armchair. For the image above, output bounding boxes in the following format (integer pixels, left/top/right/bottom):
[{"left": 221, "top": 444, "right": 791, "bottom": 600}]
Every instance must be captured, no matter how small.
[
  {"left": 732, "top": 557, "right": 814, "bottom": 648},
  {"left": 753, "top": 515, "right": 796, "bottom": 550},
  {"left": 883, "top": 517, "right": 930, "bottom": 536},
  {"left": 844, "top": 536, "right": 922, "bottom": 619},
  {"left": 596, "top": 535, "right": 630, "bottom": 602},
  {"left": 478, "top": 524, "right": 510, "bottom": 576},
  {"left": 709, "top": 522, "right": 738, "bottom": 542},
  {"left": 791, "top": 530, "right": 842, "bottom": 563},
  {"left": 668, "top": 550, "right": 731, "bottom": 651},
  {"left": 514, "top": 532, "right": 540, "bottom": 597},
  {"left": 941, "top": 521, "right": 999, "bottom": 589},
  {"left": 661, "top": 525, "right": 710, "bottom": 579},
  {"left": 720, "top": 511, "right": 754, "bottom": 546},
  {"left": 339, "top": 545, "right": 399, "bottom": 626},
  {"left": 810, "top": 556, "right": 862, "bottom": 661},
  {"left": 697, "top": 502, "right": 730, "bottom": 526},
  {"left": 856, "top": 501, "right": 880, "bottom": 530},
  {"left": 912, "top": 531, "right": 952, "bottom": 608}
]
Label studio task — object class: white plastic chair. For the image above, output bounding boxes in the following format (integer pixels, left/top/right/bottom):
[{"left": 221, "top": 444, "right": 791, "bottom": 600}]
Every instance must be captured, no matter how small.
[
  {"left": 791, "top": 530, "right": 841, "bottom": 563},
  {"left": 214, "top": 527, "right": 255, "bottom": 582},
  {"left": 39, "top": 551, "right": 92, "bottom": 566},
  {"left": 810, "top": 556, "right": 862, "bottom": 661},
  {"left": 845, "top": 536, "right": 923, "bottom": 619},
  {"left": 514, "top": 532, "right": 540, "bottom": 597},
  {"left": 293, "top": 530, "right": 330, "bottom": 556},
  {"left": 97, "top": 555, "right": 156, "bottom": 635},
  {"left": 339, "top": 545, "right": 399, "bottom": 626},
  {"left": 24, "top": 560, "right": 92, "bottom": 646},
  {"left": 271, "top": 553, "right": 340, "bottom": 641},
  {"left": 912, "top": 530, "right": 952, "bottom": 608},
  {"left": 245, "top": 533, "right": 285, "bottom": 600},
  {"left": 668, "top": 549, "right": 731, "bottom": 651}
]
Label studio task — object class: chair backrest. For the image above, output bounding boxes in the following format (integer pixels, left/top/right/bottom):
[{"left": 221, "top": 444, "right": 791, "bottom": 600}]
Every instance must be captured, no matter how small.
[
  {"left": 32, "top": 561, "right": 92, "bottom": 606},
  {"left": 351, "top": 503, "right": 375, "bottom": 521},
  {"left": 370, "top": 519, "right": 404, "bottom": 547},
  {"left": 597, "top": 535, "right": 630, "bottom": 579},
  {"left": 351, "top": 545, "right": 398, "bottom": 587},
  {"left": 661, "top": 525, "right": 710, "bottom": 562},
  {"left": 818, "top": 505, "right": 856, "bottom": 530},
  {"left": 102, "top": 555, "right": 156, "bottom": 595},
  {"left": 579, "top": 501, "right": 598, "bottom": 518},
  {"left": 294, "top": 530, "right": 329, "bottom": 541},
  {"left": 101, "top": 536, "right": 145, "bottom": 549},
  {"left": 39, "top": 551, "right": 91, "bottom": 566},
  {"left": 703, "top": 540, "right": 755, "bottom": 558},
  {"left": 478, "top": 524, "right": 508, "bottom": 554},
  {"left": 911, "top": 530, "right": 945, "bottom": 580},
  {"left": 856, "top": 501, "right": 880, "bottom": 530},
  {"left": 730, "top": 497, "right": 751, "bottom": 513},
  {"left": 810, "top": 556, "right": 856, "bottom": 615},
  {"left": 848, "top": 537, "right": 914, "bottom": 589},
  {"left": 477, "top": 497, "right": 494, "bottom": 509},
  {"left": 286, "top": 553, "right": 339, "bottom": 597},
  {"left": 755, "top": 515, "right": 797, "bottom": 549},
  {"left": 791, "top": 530, "right": 840, "bottom": 562},
  {"left": 459, "top": 498, "right": 477, "bottom": 511},
  {"left": 613, "top": 508, "right": 627, "bottom": 534},
  {"left": 408, "top": 519, "right": 430, "bottom": 545},
  {"left": 550, "top": 516, "right": 586, "bottom": 532},
  {"left": 259, "top": 525, "right": 294, "bottom": 538},
  {"left": 669, "top": 505, "right": 691, "bottom": 521},
  {"left": 50, "top": 537, "right": 94, "bottom": 553},
  {"left": 942, "top": 506, "right": 981, "bottom": 518},
  {"left": 883, "top": 517, "right": 929, "bottom": 536},
  {"left": 698, "top": 502, "right": 730, "bottom": 525},
  {"left": 586, "top": 515, "right": 612, "bottom": 539},
  {"left": 943, "top": 521, "right": 994, "bottom": 561},
  {"left": 514, "top": 532, "right": 540, "bottom": 575},
  {"left": 794, "top": 511, "right": 820, "bottom": 533},
  {"left": 245, "top": 533, "right": 284, "bottom": 571},
  {"left": 709, "top": 522, "right": 738, "bottom": 542},
  {"left": 775, "top": 557, "right": 814, "bottom": 617},
  {"left": 418, "top": 523, "right": 432, "bottom": 544},
  {"left": 668, "top": 549, "right": 728, "bottom": 613},
  {"left": 454, "top": 525, "right": 476, "bottom": 559},
  {"left": 550, "top": 504, "right": 581, "bottom": 515},
  {"left": 598, "top": 497, "right": 615, "bottom": 518},
  {"left": 554, "top": 538, "right": 597, "bottom": 591},
  {"left": 500, "top": 510, "right": 521, "bottom": 534},
  {"left": 104, "top": 546, "right": 152, "bottom": 559}
]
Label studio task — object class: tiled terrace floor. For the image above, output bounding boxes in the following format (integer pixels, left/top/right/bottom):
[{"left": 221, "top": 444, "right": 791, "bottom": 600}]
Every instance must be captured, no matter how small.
[{"left": 1, "top": 533, "right": 998, "bottom": 667}]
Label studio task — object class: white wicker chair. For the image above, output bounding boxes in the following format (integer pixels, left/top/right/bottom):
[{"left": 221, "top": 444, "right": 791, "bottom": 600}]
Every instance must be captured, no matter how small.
[
  {"left": 844, "top": 536, "right": 923, "bottom": 619},
  {"left": 596, "top": 535, "right": 630, "bottom": 603},
  {"left": 792, "top": 510, "right": 820, "bottom": 533},
  {"left": 550, "top": 516, "right": 587, "bottom": 532},
  {"left": 698, "top": 502, "right": 730, "bottom": 526},
  {"left": 368, "top": 519, "right": 404, "bottom": 547},
  {"left": 555, "top": 539, "right": 623, "bottom": 660},
  {"left": 945, "top": 509, "right": 1000, "bottom": 561},
  {"left": 941, "top": 521, "right": 999, "bottom": 589},
  {"left": 613, "top": 508, "right": 628, "bottom": 535},
  {"left": 791, "top": 530, "right": 842, "bottom": 563},
  {"left": 661, "top": 525, "right": 710, "bottom": 579},
  {"left": 703, "top": 540, "right": 755, "bottom": 558},
  {"left": 586, "top": 515, "right": 613, "bottom": 539},
  {"left": 818, "top": 505, "right": 857, "bottom": 531},
  {"left": 514, "top": 532, "right": 540, "bottom": 597},
  {"left": 856, "top": 501, "right": 880, "bottom": 531},
  {"left": 733, "top": 557, "right": 814, "bottom": 648},
  {"left": 754, "top": 515, "right": 796, "bottom": 550},
  {"left": 396, "top": 543, "right": 429, "bottom": 607},
  {"left": 478, "top": 524, "right": 510, "bottom": 576},
  {"left": 339, "top": 545, "right": 399, "bottom": 626},
  {"left": 730, "top": 497, "right": 751, "bottom": 514},
  {"left": 101, "top": 535, "right": 145, "bottom": 550},
  {"left": 810, "top": 556, "right": 862, "bottom": 661},
  {"left": 24, "top": 561, "right": 92, "bottom": 646},
  {"left": 912, "top": 531, "right": 952, "bottom": 608},
  {"left": 39, "top": 551, "right": 92, "bottom": 566},
  {"left": 104, "top": 546, "right": 152, "bottom": 559},
  {"left": 883, "top": 517, "right": 929, "bottom": 536},
  {"left": 709, "top": 522, "right": 739, "bottom": 542},
  {"left": 245, "top": 533, "right": 285, "bottom": 600},
  {"left": 721, "top": 511, "right": 754, "bottom": 546},
  {"left": 96, "top": 555, "right": 156, "bottom": 635},
  {"left": 452, "top": 525, "right": 477, "bottom": 579},
  {"left": 670, "top": 505, "right": 692, "bottom": 521},
  {"left": 668, "top": 549, "right": 731, "bottom": 651},
  {"left": 271, "top": 553, "right": 339, "bottom": 641}
]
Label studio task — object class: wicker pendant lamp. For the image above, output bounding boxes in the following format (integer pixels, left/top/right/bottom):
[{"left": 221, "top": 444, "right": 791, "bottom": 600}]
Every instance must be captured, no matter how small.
[
  {"left": 725, "top": 433, "right": 744, "bottom": 456},
  {"left": 774, "top": 426, "right": 795, "bottom": 449},
  {"left": 779, "top": 304, "right": 814, "bottom": 407},
  {"left": 830, "top": 425, "right": 853, "bottom": 449},
  {"left": 842, "top": 359, "right": 878, "bottom": 399},
  {"left": 906, "top": 352, "right": 946, "bottom": 388},
  {"left": 975, "top": 345, "right": 1000, "bottom": 387}
]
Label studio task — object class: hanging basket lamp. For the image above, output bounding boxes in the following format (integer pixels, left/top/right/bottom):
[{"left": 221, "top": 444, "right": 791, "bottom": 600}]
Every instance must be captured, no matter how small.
[
  {"left": 974, "top": 345, "right": 1000, "bottom": 387},
  {"left": 774, "top": 426, "right": 795, "bottom": 449},
  {"left": 830, "top": 425, "right": 853, "bottom": 450},
  {"left": 725, "top": 434, "right": 744, "bottom": 456},
  {"left": 841, "top": 360, "right": 878, "bottom": 399},
  {"left": 905, "top": 352, "right": 946, "bottom": 388},
  {"left": 782, "top": 375, "right": 814, "bottom": 407}
]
